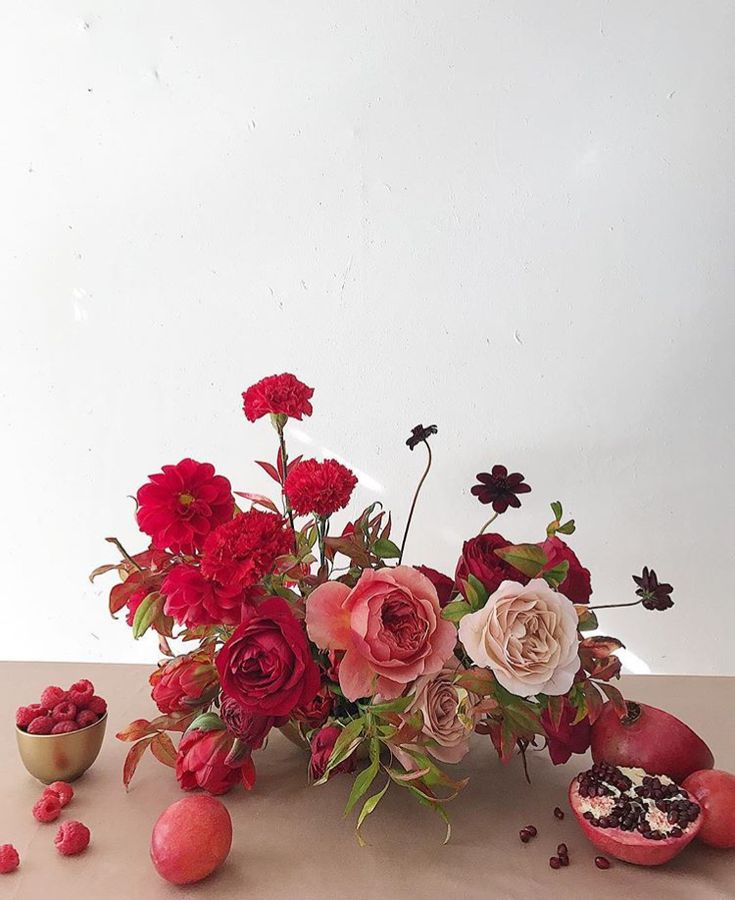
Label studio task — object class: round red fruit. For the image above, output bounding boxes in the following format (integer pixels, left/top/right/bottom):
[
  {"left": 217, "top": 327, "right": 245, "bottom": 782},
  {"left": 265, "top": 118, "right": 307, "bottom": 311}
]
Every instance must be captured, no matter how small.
[
  {"left": 51, "top": 721, "right": 78, "bottom": 734},
  {"left": 682, "top": 769, "right": 735, "bottom": 849},
  {"left": 40, "top": 686, "right": 68, "bottom": 709},
  {"left": 33, "top": 794, "right": 62, "bottom": 823},
  {"left": 0, "top": 844, "right": 20, "bottom": 874},
  {"left": 54, "top": 821, "right": 90, "bottom": 856},
  {"left": 76, "top": 710, "right": 98, "bottom": 729},
  {"left": 52, "top": 701, "right": 78, "bottom": 722},
  {"left": 151, "top": 795, "right": 232, "bottom": 885},
  {"left": 44, "top": 782, "right": 74, "bottom": 808},
  {"left": 590, "top": 701, "right": 714, "bottom": 784},
  {"left": 27, "top": 716, "right": 54, "bottom": 735},
  {"left": 86, "top": 695, "right": 107, "bottom": 716},
  {"left": 68, "top": 679, "right": 95, "bottom": 707}
]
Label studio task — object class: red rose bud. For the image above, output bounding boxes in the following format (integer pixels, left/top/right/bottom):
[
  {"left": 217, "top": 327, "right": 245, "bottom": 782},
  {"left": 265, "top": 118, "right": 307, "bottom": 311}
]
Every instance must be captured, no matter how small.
[
  {"left": 309, "top": 725, "right": 359, "bottom": 782},
  {"left": 220, "top": 696, "right": 279, "bottom": 750},
  {"left": 150, "top": 651, "right": 219, "bottom": 715},
  {"left": 175, "top": 723, "right": 250, "bottom": 795},
  {"left": 292, "top": 686, "right": 334, "bottom": 729},
  {"left": 455, "top": 533, "right": 530, "bottom": 597}
]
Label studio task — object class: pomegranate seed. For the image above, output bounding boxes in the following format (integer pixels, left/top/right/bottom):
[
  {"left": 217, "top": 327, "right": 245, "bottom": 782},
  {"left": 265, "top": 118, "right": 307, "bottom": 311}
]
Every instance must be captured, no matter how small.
[
  {"left": 525, "top": 825, "right": 537, "bottom": 837},
  {"left": 520, "top": 830, "right": 531, "bottom": 843},
  {"left": 559, "top": 854, "right": 570, "bottom": 866},
  {"left": 595, "top": 856, "right": 611, "bottom": 870},
  {"left": 549, "top": 856, "right": 561, "bottom": 869},
  {"left": 557, "top": 843, "right": 568, "bottom": 856},
  {"left": 554, "top": 806, "right": 565, "bottom": 820}
]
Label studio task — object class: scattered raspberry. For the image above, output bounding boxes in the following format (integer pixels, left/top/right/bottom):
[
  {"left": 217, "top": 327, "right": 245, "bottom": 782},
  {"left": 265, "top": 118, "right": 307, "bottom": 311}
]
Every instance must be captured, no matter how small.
[
  {"left": 27, "top": 716, "right": 54, "bottom": 735},
  {"left": 44, "top": 781, "right": 74, "bottom": 808},
  {"left": 40, "top": 686, "right": 68, "bottom": 709},
  {"left": 51, "top": 720, "right": 78, "bottom": 734},
  {"left": 54, "top": 821, "right": 90, "bottom": 856},
  {"left": 0, "top": 844, "right": 20, "bottom": 874},
  {"left": 51, "top": 701, "right": 78, "bottom": 722},
  {"left": 85, "top": 695, "right": 107, "bottom": 716},
  {"left": 16, "top": 706, "right": 37, "bottom": 729},
  {"left": 68, "top": 679, "right": 94, "bottom": 707},
  {"left": 33, "top": 793, "right": 61, "bottom": 823},
  {"left": 76, "top": 710, "right": 98, "bottom": 729}
]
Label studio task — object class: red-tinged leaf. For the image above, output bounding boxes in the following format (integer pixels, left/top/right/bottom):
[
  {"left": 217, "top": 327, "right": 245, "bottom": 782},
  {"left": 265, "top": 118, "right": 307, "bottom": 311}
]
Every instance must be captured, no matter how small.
[
  {"left": 149, "top": 712, "right": 199, "bottom": 733},
  {"left": 324, "top": 536, "right": 372, "bottom": 568},
  {"left": 255, "top": 460, "right": 281, "bottom": 484},
  {"left": 488, "top": 719, "right": 516, "bottom": 763},
  {"left": 545, "top": 694, "right": 565, "bottom": 730},
  {"left": 276, "top": 446, "right": 285, "bottom": 481},
  {"left": 494, "top": 543, "right": 547, "bottom": 578},
  {"left": 581, "top": 636, "right": 625, "bottom": 657},
  {"left": 597, "top": 681, "right": 628, "bottom": 716},
  {"left": 234, "top": 491, "right": 281, "bottom": 514},
  {"left": 158, "top": 634, "right": 174, "bottom": 657},
  {"left": 89, "top": 562, "right": 121, "bottom": 582},
  {"left": 455, "top": 667, "right": 496, "bottom": 697},
  {"left": 133, "top": 549, "right": 174, "bottom": 572},
  {"left": 116, "top": 718, "right": 154, "bottom": 742},
  {"left": 388, "top": 767, "right": 432, "bottom": 783},
  {"left": 286, "top": 455, "right": 303, "bottom": 474},
  {"left": 380, "top": 512, "right": 392, "bottom": 541},
  {"left": 150, "top": 732, "right": 177, "bottom": 768},
  {"left": 240, "top": 756, "right": 256, "bottom": 790},
  {"left": 582, "top": 681, "right": 604, "bottom": 724},
  {"left": 108, "top": 576, "right": 144, "bottom": 616},
  {"left": 123, "top": 736, "right": 154, "bottom": 789}
]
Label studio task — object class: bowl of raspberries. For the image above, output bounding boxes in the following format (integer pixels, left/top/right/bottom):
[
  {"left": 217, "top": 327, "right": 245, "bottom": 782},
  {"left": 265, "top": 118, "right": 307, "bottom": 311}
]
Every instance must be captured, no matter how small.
[{"left": 15, "top": 680, "right": 107, "bottom": 783}]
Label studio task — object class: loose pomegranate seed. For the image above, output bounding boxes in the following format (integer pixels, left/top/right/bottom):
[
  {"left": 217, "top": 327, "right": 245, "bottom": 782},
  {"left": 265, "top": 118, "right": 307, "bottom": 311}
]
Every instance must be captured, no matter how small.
[
  {"left": 557, "top": 843, "right": 568, "bottom": 856},
  {"left": 520, "top": 830, "right": 531, "bottom": 843},
  {"left": 525, "top": 825, "right": 537, "bottom": 837},
  {"left": 559, "top": 854, "right": 570, "bottom": 866},
  {"left": 595, "top": 856, "right": 611, "bottom": 870},
  {"left": 549, "top": 856, "right": 561, "bottom": 869},
  {"left": 554, "top": 806, "right": 565, "bottom": 820}
]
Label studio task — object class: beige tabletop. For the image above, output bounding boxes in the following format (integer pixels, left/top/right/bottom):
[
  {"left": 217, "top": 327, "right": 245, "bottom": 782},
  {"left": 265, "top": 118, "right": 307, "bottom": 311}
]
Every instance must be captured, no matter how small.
[{"left": 1, "top": 663, "right": 733, "bottom": 899}]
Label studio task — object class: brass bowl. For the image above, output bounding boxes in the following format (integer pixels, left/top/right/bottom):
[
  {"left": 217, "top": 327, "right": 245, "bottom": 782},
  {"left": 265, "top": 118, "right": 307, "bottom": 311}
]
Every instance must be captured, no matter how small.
[{"left": 16, "top": 713, "right": 107, "bottom": 784}]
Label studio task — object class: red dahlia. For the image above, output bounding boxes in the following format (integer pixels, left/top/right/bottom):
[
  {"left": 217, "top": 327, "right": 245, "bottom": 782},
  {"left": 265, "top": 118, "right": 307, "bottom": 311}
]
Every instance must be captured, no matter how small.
[
  {"left": 136, "top": 458, "right": 235, "bottom": 555},
  {"left": 200, "top": 510, "right": 292, "bottom": 591},
  {"left": 162, "top": 564, "right": 245, "bottom": 627},
  {"left": 242, "top": 373, "right": 314, "bottom": 422},
  {"left": 284, "top": 458, "right": 357, "bottom": 518}
]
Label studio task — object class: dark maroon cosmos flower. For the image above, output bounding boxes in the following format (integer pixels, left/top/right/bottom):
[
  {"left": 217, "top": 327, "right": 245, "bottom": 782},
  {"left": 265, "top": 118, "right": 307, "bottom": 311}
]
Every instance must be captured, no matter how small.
[
  {"left": 406, "top": 424, "right": 437, "bottom": 450},
  {"left": 471, "top": 465, "right": 531, "bottom": 514},
  {"left": 633, "top": 567, "right": 674, "bottom": 611}
]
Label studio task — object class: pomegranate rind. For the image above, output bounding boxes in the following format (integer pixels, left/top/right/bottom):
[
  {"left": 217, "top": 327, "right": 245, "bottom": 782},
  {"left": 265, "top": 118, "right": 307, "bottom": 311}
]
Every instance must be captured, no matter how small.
[
  {"left": 568, "top": 778, "right": 702, "bottom": 866},
  {"left": 590, "top": 702, "right": 714, "bottom": 783},
  {"left": 682, "top": 770, "right": 735, "bottom": 849}
]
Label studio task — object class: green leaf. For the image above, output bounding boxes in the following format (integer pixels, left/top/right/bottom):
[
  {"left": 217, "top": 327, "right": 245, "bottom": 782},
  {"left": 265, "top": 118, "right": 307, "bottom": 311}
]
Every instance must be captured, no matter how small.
[
  {"left": 316, "top": 718, "right": 365, "bottom": 783},
  {"left": 344, "top": 738, "right": 380, "bottom": 816},
  {"left": 355, "top": 781, "right": 390, "bottom": 837},
  {"left": 557, "top": 519, "right": 576, "bottom": 535},
  {"left": 131, "top": 591, "right": 163, "bottom": 639},
  {"left": 373, "top": 538, "right": 400, "bottom": 559},
  {"left": 185, "top": 711, "right": 226, "bottom": 735},
  {"left": 577, "top": 608, "right": 599, "bottom": 632},
  {"left": 551, "top": 501, "right": 563, "bottom": 520},
  {"left": 369, "top": 695, "right": 415, "bottom": 716},
  {"left": 494, "top": 544, "right": 547, "bottom": 578},
  {"left": 466, "top": 574, "right": 489, "bottom": 610},
  {"left": 441, "top": 600, "right": 472, "bottom": 623},
  {"left": 542, "top": 559, "right": 569, "bottom": 588}
]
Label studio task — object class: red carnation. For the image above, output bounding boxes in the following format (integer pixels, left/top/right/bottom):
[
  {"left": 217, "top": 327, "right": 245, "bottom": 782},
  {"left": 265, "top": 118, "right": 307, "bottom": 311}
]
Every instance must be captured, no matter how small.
[
  {"left": 538, "top": 536, "right": 592, "bottom": 604},
  {"left": 200, "top": 510, "right": 292, "bottom": 591},
  {"left": 216, "top": 597, "right": 321, "bottom": 718},
  {"left": 455, "top": 533, "right": 530, "bottom": 596},
  {"left": 242, "top": 373, "right": 314, "bottom": 422},
  {"left": 284, "top": 458, "right": 357, "bottom": 518},
  {"left": 136, "top": 458, "right": 234, "bottom": 555},
  {"left": 162, "top": 564, "right": 246, "bottom": 627}
]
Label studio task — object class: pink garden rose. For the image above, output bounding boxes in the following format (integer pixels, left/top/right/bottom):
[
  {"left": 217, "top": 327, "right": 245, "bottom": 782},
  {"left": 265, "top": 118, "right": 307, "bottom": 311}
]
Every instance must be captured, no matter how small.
[
  {"left": 305, "top": 566, "right": 457, "bottom": 701},
  {"left": 458, "top": 579, "right": 580, "bottom": 697}
]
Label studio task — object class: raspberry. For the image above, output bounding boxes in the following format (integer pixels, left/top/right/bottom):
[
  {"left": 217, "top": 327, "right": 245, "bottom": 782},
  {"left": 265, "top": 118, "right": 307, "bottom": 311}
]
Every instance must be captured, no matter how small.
[
  {"left": 0, "top": 844, "right": 20, "bottom": 874},
  {"left": 33, "top": 793, "right": 61, "bottom": 823},
  {"left": 85, "top": 695, "right": 107, "bottom": 716},
  {"left": 68, "top": 679, "right": 94, "bottom": 707},
  {"left": 54, "top": 821, "right": 90, "bottom": 856},
  {"left": 76, "top": 710, "right": 98, "bottom": 729},
  {"left": 51, "top": 720, "right": 78, "bottom": 734},
  {"left": 40, "top": 686, "right": 68, "bottom": 709},
  {"left": 16, "top": 704, "right": 49, "bottom": 729},
  {"left": 27, "top": 715, "right": 54, "bottom": 735},
  {"left": 44, "top": 781, "right": 74, "bottom": 808},
  {"left": 51, "top": 701, "right": 78, "bottom": 722}
]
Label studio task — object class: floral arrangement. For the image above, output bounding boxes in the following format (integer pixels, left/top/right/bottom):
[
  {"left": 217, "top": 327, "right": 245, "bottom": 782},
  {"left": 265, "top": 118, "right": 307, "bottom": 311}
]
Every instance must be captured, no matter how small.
[{"left": 94, "top": 373, "right": 674, "bottom": 842}]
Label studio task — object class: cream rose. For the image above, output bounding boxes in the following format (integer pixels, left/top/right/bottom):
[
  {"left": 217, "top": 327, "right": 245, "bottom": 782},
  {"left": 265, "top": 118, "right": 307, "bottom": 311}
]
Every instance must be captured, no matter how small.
[{"left": 458, "top": 579, "right": 580, "bottom": 697}]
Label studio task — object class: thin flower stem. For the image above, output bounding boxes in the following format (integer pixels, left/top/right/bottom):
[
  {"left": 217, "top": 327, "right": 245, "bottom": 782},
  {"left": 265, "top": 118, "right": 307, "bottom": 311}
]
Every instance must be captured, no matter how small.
[
  {"left": 479, "top": 511, "right": 499, "bottom": 534},
  {"left": 277, "top": 425, "right": 296, "bottom": 533},
  {"left": 398, "top": 440, "right": 432, "bottom": 565},
  {"left": 105, "top": 537, "right": 143, "bottom": 571},
  {"left": 587, "top": 599, "right": 642, "bottom": 611}
]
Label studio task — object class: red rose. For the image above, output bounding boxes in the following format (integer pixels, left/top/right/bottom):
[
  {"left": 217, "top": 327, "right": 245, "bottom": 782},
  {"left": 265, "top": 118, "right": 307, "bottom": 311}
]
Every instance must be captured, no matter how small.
[
  {"left": 220, "top": 695, "right": 280, "bottom": 750},
  {"left": 455, "top": 533, "right": 530, "bottom": 596},
  {"left": 136, "top": 458, "right": 235, "bottom": 555},
  {"left": 216, "top": 597, "right": 320, "bottom": 717},
  {"left": 200, "top": 510, "right": 292, "bottom": 591},
  {"left": 308, "top": 725, "right": 358, "bottom": 781},
  {"left": 162, "top": 564, "right": 245, "bottom": 627},
  {"left": 292, "top": 686, "right": 334, "bottom": 729},
  {"left": 149, "top": 651, "right": 219, "bottom": 714},
  {"left": 538, "top": 536, "right": 592, "bottom": 603},
  {"left": 415, "top": 565, "right": 455, "bottom": 607},
  {"left": 540, "top": 698, "right": 592, "bottom": 765},
  {"left": 175, "top": 727, "right": 252, "bottom": 795},
  {"left": 242, "top": 373, "right": 314, "bottom": 422},
  {"left": 284, "top": 458, "right": 357, "bottom": 518}
]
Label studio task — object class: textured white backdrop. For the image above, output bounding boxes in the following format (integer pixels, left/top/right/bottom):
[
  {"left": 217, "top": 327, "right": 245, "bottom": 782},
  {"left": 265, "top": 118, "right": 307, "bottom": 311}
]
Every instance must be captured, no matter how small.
[{"left": 1, "top": 2, "right": 733, "bottom": 672}]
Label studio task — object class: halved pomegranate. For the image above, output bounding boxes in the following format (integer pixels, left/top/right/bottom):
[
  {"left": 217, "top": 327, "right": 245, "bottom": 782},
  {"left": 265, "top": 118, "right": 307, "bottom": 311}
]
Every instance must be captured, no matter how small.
[
  {"left": 682, "top": 769, "right": 735, "bottom": 849},
  {"left": 590, "top": 701, "right": 714, "bottom": 783},
  {"left": 569, "top": 761, "right": 702, "bottom": 865}
]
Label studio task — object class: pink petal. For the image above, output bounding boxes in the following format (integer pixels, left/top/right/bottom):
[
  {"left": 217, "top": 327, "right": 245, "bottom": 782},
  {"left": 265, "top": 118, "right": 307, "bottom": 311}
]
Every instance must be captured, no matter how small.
[
  {"left": 305, "top": 581, "right": 352, "bottom": 651},
  {"left": 339, "top": 649, "right": 376, "bottom": 701}
]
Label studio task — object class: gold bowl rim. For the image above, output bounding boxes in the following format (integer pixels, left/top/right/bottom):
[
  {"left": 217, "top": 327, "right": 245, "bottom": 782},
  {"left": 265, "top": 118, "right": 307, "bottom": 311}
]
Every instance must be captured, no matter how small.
[{"left": 15, "top": 711, "right": 108, "bottom": 739}]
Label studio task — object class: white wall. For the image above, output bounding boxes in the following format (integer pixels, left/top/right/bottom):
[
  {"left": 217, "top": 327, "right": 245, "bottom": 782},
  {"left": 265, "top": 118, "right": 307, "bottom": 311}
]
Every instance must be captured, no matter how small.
[{"left": 1, "top": 2, "right": 733, "bottom": 673}]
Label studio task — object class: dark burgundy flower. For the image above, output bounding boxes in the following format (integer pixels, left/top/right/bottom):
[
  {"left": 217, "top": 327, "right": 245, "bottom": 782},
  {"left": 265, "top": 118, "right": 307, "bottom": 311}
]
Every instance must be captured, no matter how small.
[
  {"left": 220, "top": 695, "right": 281, "bottom": 750},
  {"left": 308, "top": 725, "right": 359, "bottom": 781},
  {"left": 406, "top": 424, "right": 437, "bottom": 450},
  {"left": 242, "top": 373, "right": 314, "bottom": 422},
  {"left": 455, "top": 533, "right": 530, "bottom": 596},
  {"left": 415, "top": 565, "right": 455, "bottom": 607},
  {"left": 471, "top": 465, "right": 531, "bottom": 514},
  {"left": 541, "top": 699, "right": 592, "bottom": 765},
  {"left": 292, "top": 686, "right": 334, "bottom": 729},
  {"left": 538, "top": 536, "right": 593, "bottom": 604},
  {"left": 633, "top": 567, "right": 674, "bottom": 611}
]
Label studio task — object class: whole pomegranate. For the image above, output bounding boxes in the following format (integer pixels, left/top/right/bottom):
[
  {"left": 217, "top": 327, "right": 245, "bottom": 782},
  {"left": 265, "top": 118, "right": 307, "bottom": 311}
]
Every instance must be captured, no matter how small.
[
  {"left": 590, "top": 701, "right": 714, "bottom": 783},
  {"left": 569, "top": 761, "right": 702, "bottom": 865},
  {"left": 150, "top": 795, "right": 232, "bottom": 885},
  {"left": 682, "top": 770, "right": 735, "bottom": 849}
]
